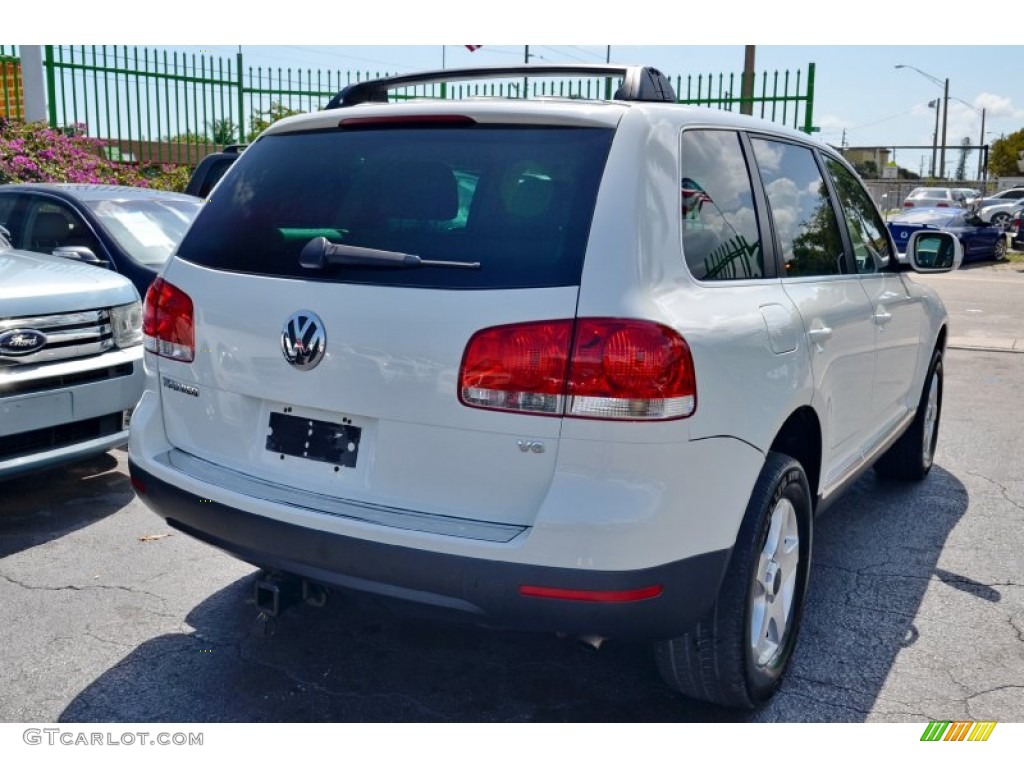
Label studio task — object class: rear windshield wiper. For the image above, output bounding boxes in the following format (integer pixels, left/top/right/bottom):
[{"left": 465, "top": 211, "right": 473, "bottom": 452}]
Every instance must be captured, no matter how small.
[{"left": 299, "top": 237, "right": 480, "bottom": 270}]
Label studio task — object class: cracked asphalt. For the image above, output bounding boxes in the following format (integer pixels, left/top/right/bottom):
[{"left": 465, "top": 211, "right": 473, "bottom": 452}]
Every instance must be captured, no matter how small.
[{"left": 2, "top": 268, "right": 1023, "bottom": 722}]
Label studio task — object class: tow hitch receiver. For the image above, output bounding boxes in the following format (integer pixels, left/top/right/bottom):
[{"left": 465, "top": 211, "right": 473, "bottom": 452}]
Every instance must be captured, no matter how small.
[{"left": 253, "top": 571, "right": 303, "bottom": 618}]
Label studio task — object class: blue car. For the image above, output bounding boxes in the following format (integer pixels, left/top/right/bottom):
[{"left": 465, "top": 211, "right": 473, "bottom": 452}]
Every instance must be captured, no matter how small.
[{"left": 888, "top": 207, "right": 1008, "bottom": 264}]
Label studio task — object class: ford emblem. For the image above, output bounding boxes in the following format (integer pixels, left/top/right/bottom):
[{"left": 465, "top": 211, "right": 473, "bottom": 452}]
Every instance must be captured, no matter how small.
[{"left": 0, "top": 328, "right": 47, "bottom": 356}]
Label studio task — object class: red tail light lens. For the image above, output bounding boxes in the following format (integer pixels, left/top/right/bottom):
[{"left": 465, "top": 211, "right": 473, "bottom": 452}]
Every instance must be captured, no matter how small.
[
  {"left": 459, "top": 320, "right": 573, "bottom": 415},
  {"left": 568, "top": 319, "right": 696, "bottom": 420},
  {"left": 143, "top": 277, "right": 195, "bottom": 362},
  {"left": 458, "top": 318, "right": 696, "bottom": 420}
]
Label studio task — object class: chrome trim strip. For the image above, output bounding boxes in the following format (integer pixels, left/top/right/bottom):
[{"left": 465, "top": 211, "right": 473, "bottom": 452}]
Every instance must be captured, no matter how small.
[
  {"left": 159, "top": 449, "right": 528, "bottom": 544},
  {"left": 0, "top": 339, "right": 115, "bottom": 366},
  {"left": 821, "top": 409, "right": 915, "bottom": 501},
  {"left": 0, "top": 310, "right": 107, "bottom": 331}
]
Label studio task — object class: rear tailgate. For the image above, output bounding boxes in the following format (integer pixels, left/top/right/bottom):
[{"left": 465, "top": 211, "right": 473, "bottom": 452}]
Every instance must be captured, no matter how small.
[{"left": 151, "top": 113, "right": 617, "bottom": 528}]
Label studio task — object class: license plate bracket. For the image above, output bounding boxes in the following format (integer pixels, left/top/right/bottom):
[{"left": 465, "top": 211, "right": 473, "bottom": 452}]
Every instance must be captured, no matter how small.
[{"left": 265, "top": 411, "right": 361, "bottom": 467}]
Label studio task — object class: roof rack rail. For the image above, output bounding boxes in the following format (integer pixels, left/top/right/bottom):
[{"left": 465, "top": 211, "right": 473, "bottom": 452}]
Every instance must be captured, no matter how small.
[{"left": 325, "top": 64, "right": 677, "bottom": 109}]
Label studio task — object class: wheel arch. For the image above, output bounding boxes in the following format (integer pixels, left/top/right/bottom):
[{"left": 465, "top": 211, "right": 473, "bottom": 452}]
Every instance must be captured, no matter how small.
[{"left": 768, "top": 406, "right": 822, "bottom": 510}]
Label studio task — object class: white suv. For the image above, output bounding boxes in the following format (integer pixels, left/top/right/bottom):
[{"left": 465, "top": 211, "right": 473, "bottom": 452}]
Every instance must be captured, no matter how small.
[{"left": 129, "top": 64, "right": 961, "bottom": 709}]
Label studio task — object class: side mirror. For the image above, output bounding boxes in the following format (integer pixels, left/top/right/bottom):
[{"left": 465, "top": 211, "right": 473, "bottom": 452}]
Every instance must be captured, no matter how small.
[
  {"left": 907, "top": 230, "right": 963, "bottom": 272},
  {"left": 52, "top": 246, "right": 110, "bottom": 268}
]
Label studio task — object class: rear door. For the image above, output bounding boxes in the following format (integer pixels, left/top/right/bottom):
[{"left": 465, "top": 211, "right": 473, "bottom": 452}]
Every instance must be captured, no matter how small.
[
  {"left": 154, "top": 115, "right": 616, "bottom": 527},
  {"left": 749, "top": 136, "right": 876, "bottom": 488}
]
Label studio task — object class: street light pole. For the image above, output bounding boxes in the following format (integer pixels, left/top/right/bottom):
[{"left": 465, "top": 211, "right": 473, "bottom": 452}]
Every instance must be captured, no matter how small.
[
  {"left": 895, "top": 64, "right": 950, "bottom": 179},
  {"left": 928, "top": 99, "right": 940, "bottom": 177}
]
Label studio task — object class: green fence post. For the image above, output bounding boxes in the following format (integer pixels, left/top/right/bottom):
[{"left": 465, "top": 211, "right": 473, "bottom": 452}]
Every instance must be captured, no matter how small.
[
  {"left": 44, "top": 45, "right": 57, "bottom": 128},
  {"left": 236, "top": 48, "right": 245, "bottom": 144},
  {"left": 802, "top": 63, "right": 815, "bottom": 134}
]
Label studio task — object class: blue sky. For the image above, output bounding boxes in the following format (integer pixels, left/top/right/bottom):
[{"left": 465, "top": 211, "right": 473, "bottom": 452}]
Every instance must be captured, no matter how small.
[
  {"left": 157, "top": 44, "right": 1022, "bottom": 178},
  {"left": 17, "top": 2, "right": 1024, "bottom": 179}
]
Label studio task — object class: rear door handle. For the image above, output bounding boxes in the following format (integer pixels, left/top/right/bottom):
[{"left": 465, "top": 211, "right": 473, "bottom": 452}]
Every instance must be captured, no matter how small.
[{"left": 874, "top": 309, "right": 893, "bottom": 325}]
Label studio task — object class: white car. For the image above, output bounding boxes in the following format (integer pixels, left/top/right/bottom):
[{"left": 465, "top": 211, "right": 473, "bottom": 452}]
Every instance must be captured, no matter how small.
[
  {"left": 0, "top": 226, "right": 143, "bottom": 478},
  {"left": 977, "top": 198, "right": 1024, "bottom": 228},
  {"left": 902, "top": 186, "right": 974, "bottom": 209},
  {"left": 129, "top": 64, "right": 961, "bottom": 709}
]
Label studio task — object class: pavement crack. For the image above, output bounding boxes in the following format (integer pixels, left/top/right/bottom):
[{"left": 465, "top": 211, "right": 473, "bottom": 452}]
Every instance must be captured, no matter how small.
[
  {"left": 0, "top": 572, "right": 162, "bottom": 600},
  {"left": 965, "top": 471, "right": 1024, "bottom": 513},
  {"left": 965, "top": 684, "right": 1024, "bottom": 718},
  {"left": 237, "top": 644, "right": 454, "bottom": 721}
]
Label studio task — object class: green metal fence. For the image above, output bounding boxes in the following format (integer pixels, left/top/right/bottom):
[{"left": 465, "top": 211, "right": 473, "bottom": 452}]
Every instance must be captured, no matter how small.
[{"left": 2, "top": 46, "right": 816, "bottom": 167}]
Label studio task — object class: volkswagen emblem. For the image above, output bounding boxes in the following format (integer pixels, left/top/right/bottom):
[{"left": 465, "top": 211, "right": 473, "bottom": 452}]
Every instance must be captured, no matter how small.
[
  {"left": 0, "top": 328, "right": 47, "bottom": 356},
  {"left": 281, "top": 311, "right": 326, "bottom": 371}
]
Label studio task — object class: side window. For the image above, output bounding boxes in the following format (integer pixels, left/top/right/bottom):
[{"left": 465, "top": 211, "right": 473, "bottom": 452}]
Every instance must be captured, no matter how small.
[
  {"left": 0, "top": 195, "right": 27, "bottom": 247},
  {"left": 679, "top": 129, "right": 764, "bottom": 280},
  {"left": 750, "top": 137, "right": 847, "bottom": 278},
  {"left": 824, "top": 157, "right": 893, "bottom": 274},
  {"left": 25, "top": 201, "right": 102, "bottom": 255}
]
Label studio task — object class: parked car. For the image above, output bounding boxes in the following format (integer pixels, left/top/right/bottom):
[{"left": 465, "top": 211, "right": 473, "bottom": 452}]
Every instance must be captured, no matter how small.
[
  {"left": 953, "top": 187, "right": 981, "bottom": 206},
  {"left": 902, "top": 186, "right": 972, "bottom": 209},
  {"left": 888, "top": 207, "right": 1008, "bottom": 262},
  {"left": 0, "top": 225, "right": 144, "bottom": 479},
  {"left": 129, "top": 63, "right": 962, "bottom": 710},
  {"left": 0, "top": 184, "right": 203, "bottom": 297},
  {"left": 976, "top": 186, "right": 1024, "bottom": 207},
  {"left": 184, "top": 144, "right": 246, "bottom": 198},
  {"left": 976, "top": 198, "right": 1024, "bottom": 229},
  {"left": 1010, "top": 209, "right": 1024, "bottom": 250}
]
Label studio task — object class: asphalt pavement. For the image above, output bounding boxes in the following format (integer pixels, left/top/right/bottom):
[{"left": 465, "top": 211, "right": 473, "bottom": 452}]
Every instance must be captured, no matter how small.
[
  {"left": 0, "top": 260, "right": 1022, "bottom": 723},
  {"left": 915, "top": 257, "right": 1024, "bottom": 353}
]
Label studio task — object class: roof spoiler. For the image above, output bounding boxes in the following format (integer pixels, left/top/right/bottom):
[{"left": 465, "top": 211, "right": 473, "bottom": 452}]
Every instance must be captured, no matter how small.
[{"left": 325, "top": 64, "right": 677, "bottom": 109}]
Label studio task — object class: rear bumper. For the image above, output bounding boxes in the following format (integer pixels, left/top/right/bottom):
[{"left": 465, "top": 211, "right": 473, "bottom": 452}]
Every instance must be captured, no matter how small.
[{"left": 129, "top": 458, "right": 731, "bottom": 640}]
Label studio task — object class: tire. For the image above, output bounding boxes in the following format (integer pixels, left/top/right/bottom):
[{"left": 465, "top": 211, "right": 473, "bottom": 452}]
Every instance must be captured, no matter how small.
[
  {"left": 874, "top": 349, "right": 943, "bottom": 481},
  {"left": 991, "top": 212, "right": 1011, "bottom": 229},
  {"left": 655, "top": 452, "right": 812, "bottom": 709},
  {"left": 993, "top": 235, "right": 1007, "bottom": 261}
]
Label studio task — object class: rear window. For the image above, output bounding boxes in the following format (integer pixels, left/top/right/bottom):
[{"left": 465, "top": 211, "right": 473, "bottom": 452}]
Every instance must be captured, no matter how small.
[{"left": 176, "top": 125, "right": 614, "bottom": 289}]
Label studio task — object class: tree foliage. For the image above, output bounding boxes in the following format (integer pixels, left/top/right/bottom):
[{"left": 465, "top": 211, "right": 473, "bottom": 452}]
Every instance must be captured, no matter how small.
[
  {"left": 954, "top": 136, "right": 972, "bottom": 182},
  {"left": 247, "top": 101, "right": 303, "bottom": 142},
  {"left": 988, "top": 129, "right": 1024, "bottom": 177}
]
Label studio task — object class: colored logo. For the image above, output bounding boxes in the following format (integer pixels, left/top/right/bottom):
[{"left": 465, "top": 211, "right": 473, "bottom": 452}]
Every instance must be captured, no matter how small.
[
  {"left": 921, "top": 721, "right": 997, "bottom": 742},
  {"left": 0, "top": 328, "right": 47, "bottom": 355}
]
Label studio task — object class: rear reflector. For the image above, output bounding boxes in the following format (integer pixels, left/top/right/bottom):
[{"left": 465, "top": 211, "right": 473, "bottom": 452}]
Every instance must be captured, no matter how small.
[
  {"left": 459, "top": 318, "right": 696, "bottom": 420},
  {"left": 519, "top": 585, "right": 663, "bottom": 602}
]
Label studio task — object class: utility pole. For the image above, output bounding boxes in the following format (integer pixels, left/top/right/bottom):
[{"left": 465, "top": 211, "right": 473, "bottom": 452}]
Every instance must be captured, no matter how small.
[
  {"left": 740, "top": 45, "right": 755, "bottom": 116},
  {"left": 927, "top": 99, "right": 940, "bottom": 177},
  {"left": 939, "top": 78, "right": 949, "bottom": 179},
  {"left": 977, "top": 107, "right": 987, "bottom": 183}
]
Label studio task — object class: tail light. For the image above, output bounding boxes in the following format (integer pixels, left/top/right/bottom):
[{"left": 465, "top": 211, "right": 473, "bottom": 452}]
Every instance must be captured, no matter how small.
[
  {"left": 459, "top": 318, "right": 696, "bottom": 421},
  {"left": 143, "top": 277, "right": 195, "bottom": 362}
]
